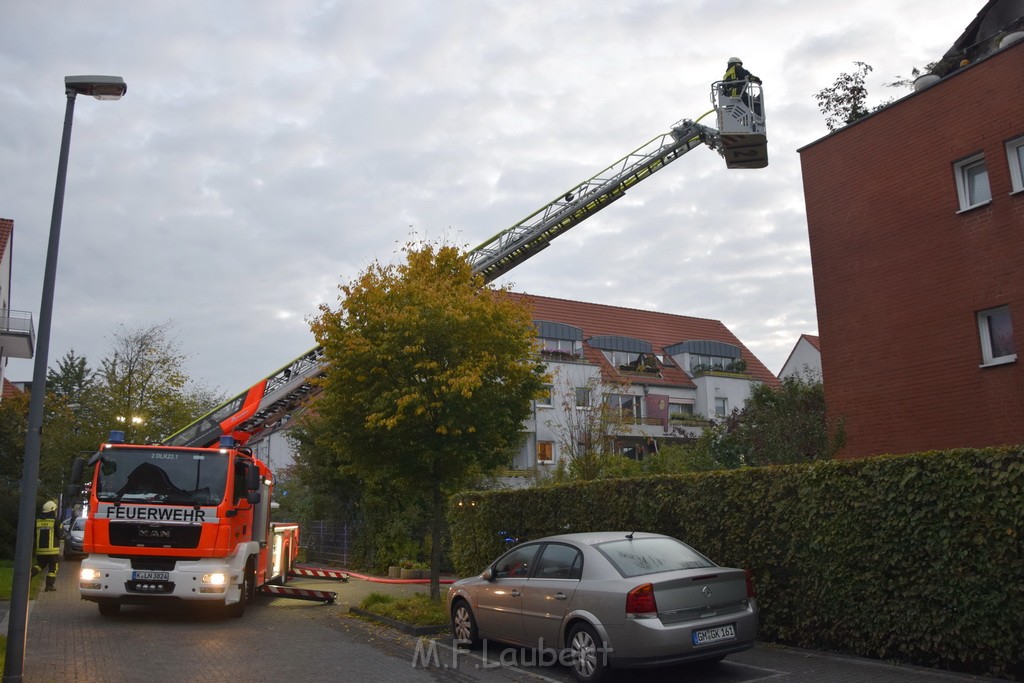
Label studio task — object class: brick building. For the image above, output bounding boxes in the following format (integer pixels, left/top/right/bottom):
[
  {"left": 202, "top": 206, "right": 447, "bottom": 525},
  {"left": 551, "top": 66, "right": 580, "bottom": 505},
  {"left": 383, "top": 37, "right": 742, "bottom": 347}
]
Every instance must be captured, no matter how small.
[{"left": 799, "top": 25, "right": 1023, "bottom": 457}]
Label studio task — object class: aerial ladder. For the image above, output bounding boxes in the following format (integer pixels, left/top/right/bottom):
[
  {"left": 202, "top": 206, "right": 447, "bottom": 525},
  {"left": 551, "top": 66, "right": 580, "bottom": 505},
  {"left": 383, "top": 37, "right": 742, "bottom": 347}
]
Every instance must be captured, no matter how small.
[{"left": 163, "top": 77, "right": 767, "bottom": 449}]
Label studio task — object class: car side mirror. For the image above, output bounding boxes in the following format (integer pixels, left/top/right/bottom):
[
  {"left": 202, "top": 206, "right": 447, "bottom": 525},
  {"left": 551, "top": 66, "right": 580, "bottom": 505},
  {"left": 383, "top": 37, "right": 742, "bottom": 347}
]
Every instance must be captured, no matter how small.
[
  {"left": 246, "top": 491, "right": 261, "bottom": 505},
  {"left": 481, "top": 567, "right": 495, "bottom": 581}
]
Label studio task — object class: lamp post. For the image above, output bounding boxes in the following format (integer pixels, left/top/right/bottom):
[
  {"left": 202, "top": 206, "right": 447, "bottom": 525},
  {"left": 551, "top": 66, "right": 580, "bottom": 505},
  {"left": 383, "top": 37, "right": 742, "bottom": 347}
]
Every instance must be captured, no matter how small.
[{"left": 3, "top": 75, "right": 126, "bottom": 683}]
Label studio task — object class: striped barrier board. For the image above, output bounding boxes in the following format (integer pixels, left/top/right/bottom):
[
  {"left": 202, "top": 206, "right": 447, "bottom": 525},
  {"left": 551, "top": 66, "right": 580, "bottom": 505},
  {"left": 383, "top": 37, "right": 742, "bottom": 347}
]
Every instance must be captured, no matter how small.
[
  {"left": 262, "top": 584, "right": 336, "bottom": 604},
  {"left": 290, "top": 565, "right": 350, "bottom": 582}
]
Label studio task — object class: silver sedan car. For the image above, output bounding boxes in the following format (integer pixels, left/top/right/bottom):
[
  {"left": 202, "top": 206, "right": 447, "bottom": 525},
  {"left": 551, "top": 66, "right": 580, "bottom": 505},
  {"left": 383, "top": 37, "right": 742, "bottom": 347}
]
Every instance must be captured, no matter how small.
[{"left": 447, "top": 531, "right": 757, "bottom": 682}]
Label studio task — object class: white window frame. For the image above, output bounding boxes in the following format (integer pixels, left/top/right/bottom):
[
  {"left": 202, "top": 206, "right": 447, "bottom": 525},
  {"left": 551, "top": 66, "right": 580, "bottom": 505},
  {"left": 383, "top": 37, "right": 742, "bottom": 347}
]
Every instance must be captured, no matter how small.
[
  {"left": 536, "top": 384, "right": 553, "bottom": 407},
  {"left": 575, "top": 387, "right": 592, "bottom": 409},
  {"left": 1005, "top": 135, "right": 1024, "bottom": 194},
  {"left": 954, "top": 153, "right": 992, "bottom": 211},
  {"left": 977, "top": 305, "right": 1017, "bottom": 367},
  {"left": 668, "top": 401, "right": 694, "bottom": 417},
  {"left": 714, "top": 397, "right": 729, "bottom": 417},
  {"left": 604, "top": 393, "right": 641, "bottom": 421}
]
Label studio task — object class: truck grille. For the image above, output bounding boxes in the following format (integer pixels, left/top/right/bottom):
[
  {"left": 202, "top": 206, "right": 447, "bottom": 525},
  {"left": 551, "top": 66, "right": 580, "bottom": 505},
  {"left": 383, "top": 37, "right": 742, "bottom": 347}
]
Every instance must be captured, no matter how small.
[{"left": 109, "top": 523, "right": 202, "bottom": 549}]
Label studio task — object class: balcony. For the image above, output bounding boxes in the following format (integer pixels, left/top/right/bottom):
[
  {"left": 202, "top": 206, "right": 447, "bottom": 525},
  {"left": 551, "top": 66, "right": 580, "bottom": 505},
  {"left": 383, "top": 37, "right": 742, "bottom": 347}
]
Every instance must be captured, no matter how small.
[
  {"left": 0, "top": 310, "right": 35, "bottom": 359},
  {"left": 539, "top": 349, "right": 587, "bottom": 363}
]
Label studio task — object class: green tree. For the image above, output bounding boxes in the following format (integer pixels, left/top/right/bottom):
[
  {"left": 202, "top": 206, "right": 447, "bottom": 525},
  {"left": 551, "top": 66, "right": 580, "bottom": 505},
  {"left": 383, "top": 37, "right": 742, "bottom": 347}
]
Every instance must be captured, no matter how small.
[
  {"left": 308, "top": 242, "right": 547, "bottom": 598},
  {"left": 545, "top": 376, "right": 636, "bottom": 482},
  {"left": 46, "top": 350, "right": 96, "bottom": 401},
  {"left": 815, "top": 61, "right": 875, "bottom": 132},
  {"left": 815, "top": 61, "right": 941, "bottom": 133},
  {"left": 41, "top": 351, "right": 106, "bottom": 497},
  {"left": 94, "top": 322, "right": 220, "bottom": 442},
  {"left": 0, "top": 391, "right": 28, "bottom": 490},
  {"left": 640, "top": 442, "right": 724, "bottom": 474},
  {"left": 703, "top": 375, "right": 844, "bottom": 467}
]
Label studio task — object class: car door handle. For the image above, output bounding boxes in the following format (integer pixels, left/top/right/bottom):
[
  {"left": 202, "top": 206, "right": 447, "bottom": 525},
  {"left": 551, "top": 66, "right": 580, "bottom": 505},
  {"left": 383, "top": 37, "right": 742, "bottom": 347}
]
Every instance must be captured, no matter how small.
[
  {"left": 510, "top": 590, "right": 521, "bottom": 597},
  {"left": 553, "top": 592, "right": 567, "bottom": 600}
]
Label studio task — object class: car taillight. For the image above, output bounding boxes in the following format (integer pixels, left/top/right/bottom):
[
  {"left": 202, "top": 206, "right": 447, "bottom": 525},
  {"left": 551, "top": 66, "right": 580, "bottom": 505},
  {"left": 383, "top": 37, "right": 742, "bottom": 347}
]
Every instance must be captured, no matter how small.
[
  {"left": 745, "top": 569, "right": 756, "bottom": 598},
  {"left": 625, "top": 582, "right": 658, "bottom": 619}
]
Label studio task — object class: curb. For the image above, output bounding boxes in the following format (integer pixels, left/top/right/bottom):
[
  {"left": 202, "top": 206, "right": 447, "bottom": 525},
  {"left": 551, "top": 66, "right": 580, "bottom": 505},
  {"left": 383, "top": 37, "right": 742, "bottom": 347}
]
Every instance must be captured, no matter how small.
[{"left": 347, "top": 606, "right": 448, "bottom": 637}]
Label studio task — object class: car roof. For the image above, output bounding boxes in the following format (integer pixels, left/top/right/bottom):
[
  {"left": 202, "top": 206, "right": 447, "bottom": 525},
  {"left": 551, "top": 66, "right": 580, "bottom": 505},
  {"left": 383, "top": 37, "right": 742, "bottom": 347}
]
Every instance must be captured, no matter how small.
[{"left": 527, "top": 531, "right": 669, "bottom": 546}]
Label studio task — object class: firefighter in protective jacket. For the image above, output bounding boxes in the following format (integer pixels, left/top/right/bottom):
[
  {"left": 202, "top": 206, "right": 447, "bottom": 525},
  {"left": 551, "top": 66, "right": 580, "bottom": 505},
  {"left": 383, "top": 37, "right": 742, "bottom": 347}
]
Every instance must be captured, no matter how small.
[
  {"left": 722, "top": 56, "right": 762, "bottom": 114},
  {"left": 34, "top": 500, "right": 62, "bottom": 591}
]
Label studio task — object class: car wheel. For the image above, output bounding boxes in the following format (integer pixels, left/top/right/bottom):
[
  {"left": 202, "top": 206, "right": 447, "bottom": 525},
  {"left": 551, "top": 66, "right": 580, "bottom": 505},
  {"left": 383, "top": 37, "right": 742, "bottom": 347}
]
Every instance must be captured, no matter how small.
[
  {"left": 97, "top": 600, "right": 120, "bottom": 617},
  {"left": 567, "top": 622, "right": 610, "bottom": 683},
  {"left": 451, "top": 599, "right": 480, "bottom": 647}
]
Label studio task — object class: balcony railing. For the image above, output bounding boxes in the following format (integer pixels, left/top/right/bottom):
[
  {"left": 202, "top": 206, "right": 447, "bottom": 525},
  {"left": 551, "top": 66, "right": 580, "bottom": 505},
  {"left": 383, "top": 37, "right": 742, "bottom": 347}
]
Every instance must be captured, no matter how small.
[{"left": 0, "top": 310, "right": 35, "bottom": 359}]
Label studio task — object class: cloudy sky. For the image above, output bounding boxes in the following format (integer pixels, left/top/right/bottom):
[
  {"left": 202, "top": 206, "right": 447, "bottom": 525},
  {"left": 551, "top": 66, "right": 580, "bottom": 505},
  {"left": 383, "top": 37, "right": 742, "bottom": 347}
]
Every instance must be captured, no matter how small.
[{"left": 2, "top": 1, "right": 983, "bottom": 397}]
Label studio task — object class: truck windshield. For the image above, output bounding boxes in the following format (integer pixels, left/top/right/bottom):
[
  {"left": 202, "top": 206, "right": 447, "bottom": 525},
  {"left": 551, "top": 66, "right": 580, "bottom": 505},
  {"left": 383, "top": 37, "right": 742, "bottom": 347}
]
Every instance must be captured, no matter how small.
[{"left": 95, "top": 448, "right": 228, "bottom": 506}]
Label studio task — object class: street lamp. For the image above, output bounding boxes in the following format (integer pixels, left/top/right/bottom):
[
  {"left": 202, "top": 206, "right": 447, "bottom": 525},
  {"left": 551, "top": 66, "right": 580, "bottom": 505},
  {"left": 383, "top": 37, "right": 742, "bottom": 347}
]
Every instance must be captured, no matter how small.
[
  {"left": 116, "top": 414, "right": 145, "bottom": 440},
  {"left": 2, "top": 75, "right": 126, "bottom": 683}
]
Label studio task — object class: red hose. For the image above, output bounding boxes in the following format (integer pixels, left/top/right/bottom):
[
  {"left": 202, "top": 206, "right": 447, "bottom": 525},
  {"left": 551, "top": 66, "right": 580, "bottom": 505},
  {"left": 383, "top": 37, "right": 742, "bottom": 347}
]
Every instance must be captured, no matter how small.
[{"left": 344, "top": 570, "right": 455, "bottom": 585}]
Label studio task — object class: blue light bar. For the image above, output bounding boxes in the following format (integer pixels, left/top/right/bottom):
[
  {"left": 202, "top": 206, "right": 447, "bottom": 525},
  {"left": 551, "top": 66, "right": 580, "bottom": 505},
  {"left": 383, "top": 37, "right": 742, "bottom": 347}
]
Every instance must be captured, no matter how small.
[
  {"left": 108, "top": 430, "right": 125, "bottom": 444},
  {"left": 219, "top": 435, "right": 235, "bottom": 448}
]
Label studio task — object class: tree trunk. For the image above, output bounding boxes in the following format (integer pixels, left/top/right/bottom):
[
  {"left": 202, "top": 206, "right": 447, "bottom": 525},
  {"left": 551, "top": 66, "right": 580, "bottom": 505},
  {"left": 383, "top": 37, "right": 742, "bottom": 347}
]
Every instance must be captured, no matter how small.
[{"left": 429, "top": 478, "right": 443, "bottom": 601}]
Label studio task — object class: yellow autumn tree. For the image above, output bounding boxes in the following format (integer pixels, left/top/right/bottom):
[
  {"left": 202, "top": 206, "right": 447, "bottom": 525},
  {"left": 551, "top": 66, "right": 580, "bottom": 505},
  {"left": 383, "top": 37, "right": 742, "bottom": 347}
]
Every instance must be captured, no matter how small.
[{"left": 308, "top": 241, "right": 546, "bottom": 598}]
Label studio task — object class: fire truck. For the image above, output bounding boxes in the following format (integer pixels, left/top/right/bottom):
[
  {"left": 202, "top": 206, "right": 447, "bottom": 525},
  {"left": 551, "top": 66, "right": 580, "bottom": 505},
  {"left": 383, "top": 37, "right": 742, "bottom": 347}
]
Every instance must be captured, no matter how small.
[
  {"left": 162, "top": 78, "right": 768, "bottom": 452},
  {"left": 68, "top": 430, "right": 299, "bottom": 617}
]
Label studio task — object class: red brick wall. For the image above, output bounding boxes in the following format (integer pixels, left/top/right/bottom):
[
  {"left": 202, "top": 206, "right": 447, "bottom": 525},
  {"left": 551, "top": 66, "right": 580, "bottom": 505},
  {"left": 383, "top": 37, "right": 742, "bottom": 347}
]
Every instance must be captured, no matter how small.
[{"left": 800, "top": 41, "right": 1024, "bottom": 458}]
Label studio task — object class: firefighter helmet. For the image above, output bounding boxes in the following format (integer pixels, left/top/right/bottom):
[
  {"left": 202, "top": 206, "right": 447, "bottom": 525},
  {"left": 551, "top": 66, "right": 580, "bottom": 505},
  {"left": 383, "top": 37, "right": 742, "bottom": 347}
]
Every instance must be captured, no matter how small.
[
  {"left": 727, "top": 56, "right": 742, "bottom": 65},
  {"left": 42, "top": 500, "right": 57, "bottom": 513}
]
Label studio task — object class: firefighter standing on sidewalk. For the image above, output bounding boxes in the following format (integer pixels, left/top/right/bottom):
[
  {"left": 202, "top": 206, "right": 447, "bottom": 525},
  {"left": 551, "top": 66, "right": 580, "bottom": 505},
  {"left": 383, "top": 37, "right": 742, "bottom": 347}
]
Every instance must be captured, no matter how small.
[{"left": 33, "top": 499, "right": 62, "bottom": 591}]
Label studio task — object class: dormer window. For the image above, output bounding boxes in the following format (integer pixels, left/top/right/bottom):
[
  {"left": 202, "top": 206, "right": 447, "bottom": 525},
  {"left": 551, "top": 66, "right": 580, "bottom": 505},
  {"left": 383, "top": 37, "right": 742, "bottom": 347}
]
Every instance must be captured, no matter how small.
[{"left": 534, "top": 320, "right": 584, "bottom": 361}]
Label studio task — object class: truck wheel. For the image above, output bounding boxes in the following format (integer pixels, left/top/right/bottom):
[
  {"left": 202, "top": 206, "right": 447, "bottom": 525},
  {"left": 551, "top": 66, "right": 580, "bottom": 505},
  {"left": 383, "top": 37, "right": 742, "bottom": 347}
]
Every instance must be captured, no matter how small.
[
  {"left": 97, "top": 601, "right": 120, "bottom": 617},
  {"left": 228, "top": 563, "right": 255, "bottom": 618}
]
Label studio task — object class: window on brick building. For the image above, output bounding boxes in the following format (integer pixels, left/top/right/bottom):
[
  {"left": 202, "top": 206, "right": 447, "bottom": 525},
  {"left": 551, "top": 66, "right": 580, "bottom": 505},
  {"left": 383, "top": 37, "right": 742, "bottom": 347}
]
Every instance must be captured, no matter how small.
[
  {"left": 1006, "top": 136, "right": 1024, "bottom": 194},
  {"left": 977, "top": 305, "right": 1016, "bottom": 366},
  {"left": 954, "top": 153, "right": 991, "bottom": 210}
]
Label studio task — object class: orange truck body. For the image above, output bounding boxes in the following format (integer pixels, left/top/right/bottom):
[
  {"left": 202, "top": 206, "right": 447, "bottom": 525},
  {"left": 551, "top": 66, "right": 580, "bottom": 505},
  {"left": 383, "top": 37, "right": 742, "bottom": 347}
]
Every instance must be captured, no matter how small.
[{"left": 77, "top": 433, "right": 298, "bottom": 616}]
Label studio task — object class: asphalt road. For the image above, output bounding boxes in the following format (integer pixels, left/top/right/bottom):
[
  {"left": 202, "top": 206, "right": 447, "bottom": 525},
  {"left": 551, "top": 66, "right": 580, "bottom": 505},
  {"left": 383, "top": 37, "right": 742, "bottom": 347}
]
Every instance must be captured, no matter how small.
[{"left": 4, "top": 562, "right": 999, "bottom": 683}]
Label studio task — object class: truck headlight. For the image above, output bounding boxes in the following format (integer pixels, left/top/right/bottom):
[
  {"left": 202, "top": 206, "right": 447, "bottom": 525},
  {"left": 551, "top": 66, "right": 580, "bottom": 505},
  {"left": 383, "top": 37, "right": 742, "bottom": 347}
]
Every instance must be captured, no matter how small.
[
  {"left": 202, "top": 572, "right": 227, "bottom": 586},
  {"left": 80, "top": 567, "right": 102, "bottom": 582}
]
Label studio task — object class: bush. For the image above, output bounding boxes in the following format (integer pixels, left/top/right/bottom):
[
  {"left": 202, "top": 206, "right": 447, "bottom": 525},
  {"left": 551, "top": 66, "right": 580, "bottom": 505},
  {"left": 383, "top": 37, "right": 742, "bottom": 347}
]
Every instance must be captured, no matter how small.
[
  {"left": 357, "top": 591, "right": 447, "bottom": 626},
  {"left": 449, "top": 447, "right": 1024, "bottom": 679}
]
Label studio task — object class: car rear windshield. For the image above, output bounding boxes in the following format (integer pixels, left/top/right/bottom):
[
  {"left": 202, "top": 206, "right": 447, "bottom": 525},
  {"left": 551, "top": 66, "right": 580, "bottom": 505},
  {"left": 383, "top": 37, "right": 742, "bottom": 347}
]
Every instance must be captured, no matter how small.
[{"left": 596, "top": 537, "right": 715, "bottom": 578}]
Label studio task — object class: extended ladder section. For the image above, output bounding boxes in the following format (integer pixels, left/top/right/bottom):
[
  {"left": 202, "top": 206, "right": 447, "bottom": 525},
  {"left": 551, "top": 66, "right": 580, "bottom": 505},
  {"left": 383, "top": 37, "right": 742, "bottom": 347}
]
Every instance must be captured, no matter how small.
[
  {"left": 164, "top": 83, "right": 768, "bottom": 448},
  {"left": 468, "top": 119, "right": 718, "bottom": 282},
  {"left": 164, "top": 347, "right": 325, "bottom": 447}
]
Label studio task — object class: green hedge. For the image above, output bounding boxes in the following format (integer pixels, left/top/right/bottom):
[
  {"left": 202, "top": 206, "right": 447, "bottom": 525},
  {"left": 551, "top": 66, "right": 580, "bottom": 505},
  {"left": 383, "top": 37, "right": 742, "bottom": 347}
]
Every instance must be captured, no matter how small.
[{"left": 449, "top": 447, "right": 1024, "bottom": 679}]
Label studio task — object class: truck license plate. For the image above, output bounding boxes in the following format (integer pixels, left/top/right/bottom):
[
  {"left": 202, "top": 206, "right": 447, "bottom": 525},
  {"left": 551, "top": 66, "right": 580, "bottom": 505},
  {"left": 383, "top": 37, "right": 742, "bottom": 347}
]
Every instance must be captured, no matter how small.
[
  {"left": 132, "top": 570, "right": 169, "bottom": 581},
  {"left": 692, "top": 623, "right": 736, "bottom": 646}
]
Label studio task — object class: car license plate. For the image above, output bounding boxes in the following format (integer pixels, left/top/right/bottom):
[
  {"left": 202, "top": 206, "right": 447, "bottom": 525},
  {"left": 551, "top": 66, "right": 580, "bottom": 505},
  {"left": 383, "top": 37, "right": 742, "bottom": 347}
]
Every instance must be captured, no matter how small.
[
  {"left": 132, "top": 570, "right": 169, "bottom": 581},
  {"left": 692, "top": 623, "right": 736, "bottom": 646}
]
